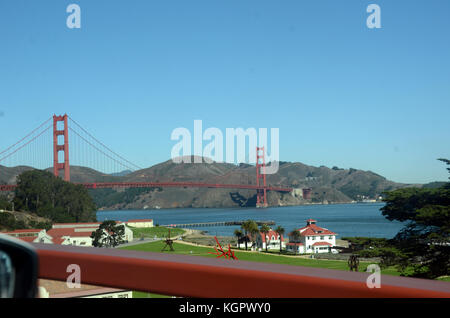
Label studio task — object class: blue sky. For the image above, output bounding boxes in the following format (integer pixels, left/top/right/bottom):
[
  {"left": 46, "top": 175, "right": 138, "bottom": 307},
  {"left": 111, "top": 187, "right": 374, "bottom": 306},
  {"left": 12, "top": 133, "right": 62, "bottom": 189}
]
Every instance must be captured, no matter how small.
[{"left": 0, "top": 0, "right": 449, "bottom": 184}]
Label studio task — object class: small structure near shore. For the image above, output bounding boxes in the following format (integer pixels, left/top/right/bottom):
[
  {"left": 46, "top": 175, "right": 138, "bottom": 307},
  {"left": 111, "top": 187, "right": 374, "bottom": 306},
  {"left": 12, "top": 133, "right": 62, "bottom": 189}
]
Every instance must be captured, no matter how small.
[{"left": 126, "top": 219, "right": 153, "bottom": 228}]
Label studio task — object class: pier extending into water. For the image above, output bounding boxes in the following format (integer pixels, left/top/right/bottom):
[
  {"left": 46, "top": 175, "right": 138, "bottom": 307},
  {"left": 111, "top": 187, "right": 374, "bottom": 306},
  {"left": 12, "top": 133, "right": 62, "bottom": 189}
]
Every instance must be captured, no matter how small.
[{"left": 162, "top": 220, "right": 275, "bottom": 228}]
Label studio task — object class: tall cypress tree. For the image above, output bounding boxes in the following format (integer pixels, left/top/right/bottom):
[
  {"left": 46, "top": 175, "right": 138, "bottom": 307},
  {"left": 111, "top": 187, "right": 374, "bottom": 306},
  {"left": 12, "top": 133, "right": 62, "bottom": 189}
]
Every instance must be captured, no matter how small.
[{"left": 380, "top": 159, "right": 450, "bottom": 278}]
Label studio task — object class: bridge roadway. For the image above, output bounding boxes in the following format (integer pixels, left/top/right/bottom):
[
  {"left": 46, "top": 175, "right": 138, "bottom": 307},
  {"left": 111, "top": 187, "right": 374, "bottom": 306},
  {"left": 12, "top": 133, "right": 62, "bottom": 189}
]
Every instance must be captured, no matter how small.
[
  {"left": 0, "top": 182, "right": 293, "bottom": 192},
  {"left": 162, "top": 220, "right": 276, "bottom": 228}
]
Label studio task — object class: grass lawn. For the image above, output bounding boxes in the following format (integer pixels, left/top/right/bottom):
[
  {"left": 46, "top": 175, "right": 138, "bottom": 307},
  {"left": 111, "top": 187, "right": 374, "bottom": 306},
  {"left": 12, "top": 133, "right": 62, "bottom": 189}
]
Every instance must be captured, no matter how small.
[
  {"left": 128, "top": 226, "right": 185, "bottom": 239},
  {"left": 120, "top": 240, "right": 401, "bottom": 275}
]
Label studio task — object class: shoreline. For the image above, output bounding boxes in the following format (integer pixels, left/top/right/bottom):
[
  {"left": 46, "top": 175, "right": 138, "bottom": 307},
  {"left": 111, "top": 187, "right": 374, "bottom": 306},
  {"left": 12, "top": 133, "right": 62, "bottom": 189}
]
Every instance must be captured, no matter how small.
[
  {"left": 97, "top": 201, "right": 385, "bottom": 212},
  {"left": 98, "top": 203, "right": 400, "bottom": 240}
]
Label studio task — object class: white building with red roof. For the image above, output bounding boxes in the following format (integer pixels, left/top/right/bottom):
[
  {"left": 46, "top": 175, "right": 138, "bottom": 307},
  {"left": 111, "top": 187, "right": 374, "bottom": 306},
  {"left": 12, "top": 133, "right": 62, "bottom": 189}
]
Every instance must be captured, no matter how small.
[
  {"left": 47, "top": 227, "right": 94, "bottom": 246},
  {"left": 2, "top": 228, "right": 93, "bottom": 246},
  {"left": 286, "top": 219, "right": 337, "bottom": 254},
  {"left": 49, "top": 221, "right": 134, "bottom": 246},
  {"left": 237, "top": 229, "right": 285, "bottom": 251},
  {"left": 2, "top": 221, "right": 134, "bottom": 247},
  {"left": 2, "top": 229, "right": 53, "bottom": 244},
  {"left": 256, "top": 229, "right": 285, "bottom": 251}
]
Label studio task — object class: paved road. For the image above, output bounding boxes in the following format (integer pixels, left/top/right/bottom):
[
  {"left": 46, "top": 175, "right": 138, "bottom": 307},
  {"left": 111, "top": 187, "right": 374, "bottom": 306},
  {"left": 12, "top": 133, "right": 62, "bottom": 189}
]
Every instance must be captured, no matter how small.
[{"left": 116, "top": 237, "right": 162, "bottom": 248}]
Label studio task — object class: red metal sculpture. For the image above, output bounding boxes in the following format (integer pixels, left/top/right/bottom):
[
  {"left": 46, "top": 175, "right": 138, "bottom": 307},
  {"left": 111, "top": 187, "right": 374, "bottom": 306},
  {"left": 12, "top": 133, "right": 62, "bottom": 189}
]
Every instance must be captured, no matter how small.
[{"left": 209, "top": 236, "right": 238, "bottom": 260}]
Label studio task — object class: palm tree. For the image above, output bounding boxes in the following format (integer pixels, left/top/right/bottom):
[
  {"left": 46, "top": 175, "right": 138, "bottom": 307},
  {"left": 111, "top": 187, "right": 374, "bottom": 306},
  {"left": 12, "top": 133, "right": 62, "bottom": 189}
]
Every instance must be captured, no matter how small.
[
  {"left": 241, "top": 220, "right": 258, "bottom": 251},
  {"left": 289, "top": 229, "right": 301, "bottom": 254},
  {"left": 260, "top": 224, "right": 271, "bottom": 252},
  {"left": 249, "top": 224, "right": 260, "bottom": 251},
  {"left": 275, "top": 225, "right": 285, "bottom": 254},
  {"left": 234, "top": 229, "right": 243, "bottom": 248},
  {"left": 240, "top": 221, "right": 251, "bottom": 251}
]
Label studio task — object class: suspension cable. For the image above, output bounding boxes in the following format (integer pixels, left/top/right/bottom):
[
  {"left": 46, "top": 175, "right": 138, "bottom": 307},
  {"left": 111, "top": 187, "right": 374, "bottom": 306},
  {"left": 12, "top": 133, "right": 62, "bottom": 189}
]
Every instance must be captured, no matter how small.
[
  {"left": 69, "top": 127, "right": 137, "bottom": 172},
  {"left": 0, "top": 117, "right": 52, "bottom": 157},
  {"left": 68, "top": 116, "right": 142, "bottom": 170},
  {"left": 0, "top": 124, "right": 52, "bottom": 163}
]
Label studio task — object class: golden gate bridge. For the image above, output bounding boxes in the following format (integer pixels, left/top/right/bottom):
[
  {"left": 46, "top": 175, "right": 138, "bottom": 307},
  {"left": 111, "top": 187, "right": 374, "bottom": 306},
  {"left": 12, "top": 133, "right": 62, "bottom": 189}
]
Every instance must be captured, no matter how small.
[{"left": 0, "top": 114, "right": 293, "bottom": 207}]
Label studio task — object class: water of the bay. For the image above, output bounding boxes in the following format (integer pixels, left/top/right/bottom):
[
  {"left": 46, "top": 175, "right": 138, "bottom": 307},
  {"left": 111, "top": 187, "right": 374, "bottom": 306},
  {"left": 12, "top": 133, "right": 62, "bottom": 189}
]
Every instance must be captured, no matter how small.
[{"left": 97, "top": 203, "right": 405, "bottom": 239}]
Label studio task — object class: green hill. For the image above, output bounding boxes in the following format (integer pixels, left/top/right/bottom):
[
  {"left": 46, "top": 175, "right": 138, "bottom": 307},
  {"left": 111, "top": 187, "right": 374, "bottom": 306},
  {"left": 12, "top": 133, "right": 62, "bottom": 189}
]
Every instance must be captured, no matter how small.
[{"left": 1, "top": 158, "right": 420, "bottom": 209}]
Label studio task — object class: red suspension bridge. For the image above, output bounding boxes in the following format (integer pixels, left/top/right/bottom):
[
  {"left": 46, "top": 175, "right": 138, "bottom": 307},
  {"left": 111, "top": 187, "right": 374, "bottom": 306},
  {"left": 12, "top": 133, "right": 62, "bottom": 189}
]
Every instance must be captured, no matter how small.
[{"left": 0, "top": 114, "right": 292, "bottom": 207}]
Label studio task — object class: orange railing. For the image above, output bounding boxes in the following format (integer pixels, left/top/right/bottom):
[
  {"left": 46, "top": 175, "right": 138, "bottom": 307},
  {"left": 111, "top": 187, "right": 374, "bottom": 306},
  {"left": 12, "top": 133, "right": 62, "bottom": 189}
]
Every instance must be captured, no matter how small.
[{"left": 33, "top": 243, "right": 450, "bottom": 298}]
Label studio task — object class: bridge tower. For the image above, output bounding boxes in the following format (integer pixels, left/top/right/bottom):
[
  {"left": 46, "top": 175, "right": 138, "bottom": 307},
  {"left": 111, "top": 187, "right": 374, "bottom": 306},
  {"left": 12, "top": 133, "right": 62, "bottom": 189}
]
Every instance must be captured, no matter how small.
[
  {"left": 256, "top": 147, "right": 268, "bottom": 208},
  {"left": 53, "top": 114, "right": 70, "bottom": 182}
]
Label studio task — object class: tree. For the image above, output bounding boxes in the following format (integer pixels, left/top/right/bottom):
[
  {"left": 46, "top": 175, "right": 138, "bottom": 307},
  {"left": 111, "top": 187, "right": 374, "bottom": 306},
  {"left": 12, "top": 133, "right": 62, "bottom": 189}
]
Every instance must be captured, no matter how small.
[
  {"left": 380, "top": 159, "right": 450, "bottom": 278},
  {"left": 233, "top": 229, "right": 243, "bottom": 248},
  {"left": 91, "top": 220, "right": 125, "bottom": 248},
  {"left": 0, "top": 195, "right": 12, "bottom": 210},
  {"left": 438, "top": 158, "right": 450, "bottom": 178},
  {"left": 13, "top": 170, "right": 97, "bottom": 223},
  {"left": 260, "top": 224, "right": 271, "bottom": 252},
  {"left": 249, "top": 224, "right": 260, "bottom": 251},
  {"left": 241, "top": 220, "right": 258, "bottom": 251},
  {"left": 289, "top": 230, "right": 301, "bottom": 254},
  {"left": 289, "top": 230, "right": 301, "bottom": 242},
  {"left": 275, "top": 225, "right": 285, "bottom": 254}
]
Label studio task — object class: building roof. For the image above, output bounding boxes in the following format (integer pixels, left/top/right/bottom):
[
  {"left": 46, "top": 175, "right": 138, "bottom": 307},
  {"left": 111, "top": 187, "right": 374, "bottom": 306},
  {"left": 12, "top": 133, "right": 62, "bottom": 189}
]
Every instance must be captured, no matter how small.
[
  {"left": 18, "top": 236, "right": 39, "bottom": 242},
  {"left": 51, "top": 222, "right": 102, "bottom": 229},
  {"left": 52, "top": 237, "right": 67, "bottom": 245},
  {"left": 74, "top": 227, "right": 98, "bottom": 233},
  {"left": 47, "top": 228, "right": 75, "bottom": 237},
  {"left": 52, "top": 221, "right": 124, "bottom": 230},
  {"left": 296, "top": 223, "right": 337, "bottom": 236},
  {"left": 47, "top": 228, "right": 94, "bottom": 239},
  {"left": 127, "top": 219, "right": 153, "bottom": 223},
  {"left": 38, "top": 279, "right": 129, "bottom": 298},
  {"left": 312, "top": 242, "right": 332, "bottom": 246}
]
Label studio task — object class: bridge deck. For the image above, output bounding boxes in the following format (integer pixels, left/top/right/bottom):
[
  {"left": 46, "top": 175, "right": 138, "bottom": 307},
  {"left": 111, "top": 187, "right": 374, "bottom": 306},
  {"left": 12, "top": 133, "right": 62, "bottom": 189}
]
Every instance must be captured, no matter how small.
[{"left": 0, "top": 182, "right": 292, "bottom": 192}]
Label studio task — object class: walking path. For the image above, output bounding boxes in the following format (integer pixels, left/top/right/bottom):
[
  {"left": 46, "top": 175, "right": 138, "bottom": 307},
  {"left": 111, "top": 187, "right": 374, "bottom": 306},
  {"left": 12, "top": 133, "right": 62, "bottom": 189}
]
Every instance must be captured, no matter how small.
[
  {"left": 117, "top": 237, "right": 162, "bottom": 248},
  {"left": 117, "top": 228, "right": 198, "bottom": 248}
]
